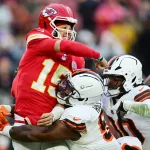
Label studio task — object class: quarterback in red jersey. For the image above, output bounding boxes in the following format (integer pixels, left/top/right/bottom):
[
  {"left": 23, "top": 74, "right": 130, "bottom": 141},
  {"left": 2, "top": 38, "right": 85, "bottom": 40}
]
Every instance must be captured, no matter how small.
[
  {"left": 0, "top": 3, "right": 107, "bottom": 150},
  {"left": 10, "top": 3, "right": 107, "bottom": 125}
]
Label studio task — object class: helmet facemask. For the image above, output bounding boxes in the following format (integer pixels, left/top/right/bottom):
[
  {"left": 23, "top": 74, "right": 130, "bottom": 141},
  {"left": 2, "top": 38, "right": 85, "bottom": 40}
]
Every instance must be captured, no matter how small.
[
  {"left": 103, "top": 55, "right": 144, "bottom": 97},
  {"left": 104, "top": 75, "right": 126, "bottom": 97},
  {"left": 56, "top": 69, "right": 104, "bottom": 106},
  {"left": 50, "top": 17, "right": 77, "bottom": 41},
  {"left": 56, "top": 77, "right": 82, "bottom": 106}
]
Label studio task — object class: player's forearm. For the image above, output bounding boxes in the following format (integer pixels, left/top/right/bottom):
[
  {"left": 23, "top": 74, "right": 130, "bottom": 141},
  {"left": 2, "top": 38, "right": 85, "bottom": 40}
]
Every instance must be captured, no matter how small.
[
  {"left": 9, "top": 125, "right": 52, "bottom": 142},
  {"left": 123, "top": 101, "right": 150, "bottom": 117},
  {"left": 36, "top": 38, "right": 101, "bottom": 59},
  {"left": 58, "top": 40, "right": 100, "bottom": 59},
  {"left": 51, "top": 104, "right": 65, "bottom": 121},
  {"left": 4, "top": 121, "right": 80, "bottom": 142},
  {"left": 33, "top": 37, "right": 107, "bottom": 70},
  {"left": 3, "top": 125, "right": 52, "bottom": 142}
]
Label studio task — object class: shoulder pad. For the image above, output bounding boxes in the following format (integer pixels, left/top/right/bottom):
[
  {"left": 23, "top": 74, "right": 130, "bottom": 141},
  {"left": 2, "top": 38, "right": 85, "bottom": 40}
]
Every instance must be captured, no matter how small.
[
  {"left": 26, "top": 28, "right": 51, "bottom": 44},
  {"left": 60, "top": 106, "right": 99, "bottom": 124},
  {"left": 134, "top": 86, "right": 150, "bottom": 102}
]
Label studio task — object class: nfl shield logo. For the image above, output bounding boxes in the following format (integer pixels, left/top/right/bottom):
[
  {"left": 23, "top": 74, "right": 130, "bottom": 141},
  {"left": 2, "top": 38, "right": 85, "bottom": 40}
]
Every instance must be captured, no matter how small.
[{"left": 72, "top": 61, "right": 77, "bottom": 71}]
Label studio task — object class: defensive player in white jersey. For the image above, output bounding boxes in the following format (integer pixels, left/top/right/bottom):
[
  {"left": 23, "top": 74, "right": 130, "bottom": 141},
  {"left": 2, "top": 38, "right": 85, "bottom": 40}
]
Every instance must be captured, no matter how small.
[
  {"left": 0, "top": 69, "right": 142, "bottom": 150},
  {"left": 102, "top": 55, "right": 150, "bottom": 150}
]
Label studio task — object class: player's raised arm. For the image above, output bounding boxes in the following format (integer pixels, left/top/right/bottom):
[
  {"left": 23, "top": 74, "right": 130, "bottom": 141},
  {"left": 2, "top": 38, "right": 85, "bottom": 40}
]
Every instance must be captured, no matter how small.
[
  {"left": 26, "top": 3, "right": 108, "bottom": 68},
  {"left": 55, "top": 39, "right": 108, "bottom": 68},
  {"left": 31, "top": 37, "right": 100, "bottom": 59},
  {"left": 117, "top": 100, "right": 150, "bottom": 117},
  {"left": 1, "top": 120, "right": 81, "bottom": 142},
  {"left": 28, "top": 36, "right": 107, "bottom": 68}
]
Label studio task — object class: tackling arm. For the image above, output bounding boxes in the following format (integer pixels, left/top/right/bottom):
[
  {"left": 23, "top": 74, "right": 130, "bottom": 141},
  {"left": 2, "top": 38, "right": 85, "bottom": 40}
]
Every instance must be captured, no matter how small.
[
  {"left": 4, "top": 120, "right": 81, "bottom": 142},
  {"left": 37, "top": 104, "right": 65, "bottom": 126}
]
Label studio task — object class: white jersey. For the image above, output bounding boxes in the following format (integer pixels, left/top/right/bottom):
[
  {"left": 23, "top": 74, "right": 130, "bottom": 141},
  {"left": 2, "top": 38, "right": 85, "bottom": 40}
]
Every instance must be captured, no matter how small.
[
  {"left": 102, "top": 85, "right": 150, "bottom": 150},
  {"left": 60, "top": 104, "right": 121, "bottom": 150}
]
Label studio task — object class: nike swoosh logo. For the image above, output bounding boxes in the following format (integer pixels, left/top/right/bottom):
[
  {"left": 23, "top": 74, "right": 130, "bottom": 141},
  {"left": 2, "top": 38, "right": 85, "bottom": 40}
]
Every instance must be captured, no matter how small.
[
  {"left": 73, "top": 117, "right": 81, "bottom": 121},
  {"left": 139, "top": 87, "right": 144, "bottom": 92}
]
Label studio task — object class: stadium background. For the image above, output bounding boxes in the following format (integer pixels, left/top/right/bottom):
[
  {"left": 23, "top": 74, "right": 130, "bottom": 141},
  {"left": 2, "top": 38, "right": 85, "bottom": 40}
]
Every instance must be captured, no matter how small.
[{"left": 0, "top": 0, "right": 150, "bottom": 149}]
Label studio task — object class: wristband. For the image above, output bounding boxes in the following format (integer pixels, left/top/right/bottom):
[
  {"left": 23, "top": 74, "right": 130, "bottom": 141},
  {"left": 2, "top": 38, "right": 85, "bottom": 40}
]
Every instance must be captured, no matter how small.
[
  {"left": 2, "top": 126, "right": 12, "bottom": 138},
  {"left": 51, "top": 106, "right": 65, "bottom": 122},
  {"left": 98, "top": 56, "right": 103, "bottom": 61}
]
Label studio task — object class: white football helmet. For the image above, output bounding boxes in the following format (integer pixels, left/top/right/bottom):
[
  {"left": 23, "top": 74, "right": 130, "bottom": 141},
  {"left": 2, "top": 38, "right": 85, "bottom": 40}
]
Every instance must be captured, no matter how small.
[
  {"left": 103, "top": 55, "right": 143, "bottom": 97},
  {"left": 56, "top": 69, "right": 104, "bottom": 106}
]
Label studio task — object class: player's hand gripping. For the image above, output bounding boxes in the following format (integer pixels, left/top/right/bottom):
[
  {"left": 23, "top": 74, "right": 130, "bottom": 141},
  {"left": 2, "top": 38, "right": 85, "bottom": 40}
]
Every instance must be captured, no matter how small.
[
  {"left": 94, "top": 57, "right": 108, "bottom": 69},
  {"left": 37, "top": 104, "right": 65, "bottom": 126},
  {"left": 37, "top": 112, "right": 54, "bottom": 126}
]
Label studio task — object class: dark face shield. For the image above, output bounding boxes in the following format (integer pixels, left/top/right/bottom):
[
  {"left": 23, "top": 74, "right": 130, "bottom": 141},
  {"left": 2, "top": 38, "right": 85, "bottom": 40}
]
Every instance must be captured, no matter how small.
[
  {"left": 56, "top": 79, "right": 73, "bottom": 98},
  {"left": 104, "top": 75, "right": 125, "bottom": 90},
  {"left": 103, "top": 74, "right": 126, "bottom": 97},
  {"left": 56, "top": 78, "right": 81, "bottom": 105}
]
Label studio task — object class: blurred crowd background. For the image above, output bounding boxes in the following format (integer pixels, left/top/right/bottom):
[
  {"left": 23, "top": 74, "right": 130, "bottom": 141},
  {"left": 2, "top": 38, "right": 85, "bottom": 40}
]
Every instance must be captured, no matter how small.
[{"left": 0, "top": 0, "right": 150, "bottom": 149}]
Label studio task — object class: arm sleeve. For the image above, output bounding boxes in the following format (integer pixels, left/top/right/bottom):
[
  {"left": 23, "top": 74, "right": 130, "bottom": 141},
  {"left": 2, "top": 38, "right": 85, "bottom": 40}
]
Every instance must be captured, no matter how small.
[
  {"left": 28, "top": 37, "right": 100, "bottom": 59},
  {"left": 123, "top": 101, "right": 150, "bottom": 117},
  {"left": 60, "top": 40, "right": 100, "bottom": 59},
  {"left": 27, "top": 38, "right": 57, "bottom": 56}
]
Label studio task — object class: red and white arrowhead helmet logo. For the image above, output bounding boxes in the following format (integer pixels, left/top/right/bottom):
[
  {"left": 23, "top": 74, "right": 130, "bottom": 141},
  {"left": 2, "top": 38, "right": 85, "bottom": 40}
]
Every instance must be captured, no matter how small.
[{"left": 42, "top": 8, "right": 57, "bottom": 17}]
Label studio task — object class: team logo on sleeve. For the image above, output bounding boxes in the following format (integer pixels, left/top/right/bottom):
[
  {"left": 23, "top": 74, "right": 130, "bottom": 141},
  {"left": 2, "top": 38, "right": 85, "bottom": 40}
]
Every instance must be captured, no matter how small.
[
  {"left": 43, "top": 8, "right": 57, "bottom": 17},
  {"left": 73, "top": 117, "right": 81, "bottom": 121}
]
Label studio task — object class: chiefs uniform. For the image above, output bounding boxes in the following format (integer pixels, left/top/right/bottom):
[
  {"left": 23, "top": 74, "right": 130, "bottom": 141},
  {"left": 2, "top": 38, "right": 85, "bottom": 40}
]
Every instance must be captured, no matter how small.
[
  {"left": 103, "top": 85, "right": 150, "bottom": 150},
  {"left": 11, "top": 28, "right": 85, "bottom": 125},
  {"left": 60, "top": 104, "right": 121, "bottom": 150}
]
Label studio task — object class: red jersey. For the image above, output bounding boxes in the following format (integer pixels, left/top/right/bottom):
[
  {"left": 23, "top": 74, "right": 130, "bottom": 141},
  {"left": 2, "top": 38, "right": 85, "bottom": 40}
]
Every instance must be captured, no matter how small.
[{"left": 11, "top": 28, "right": 84, "bottom": 124}]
